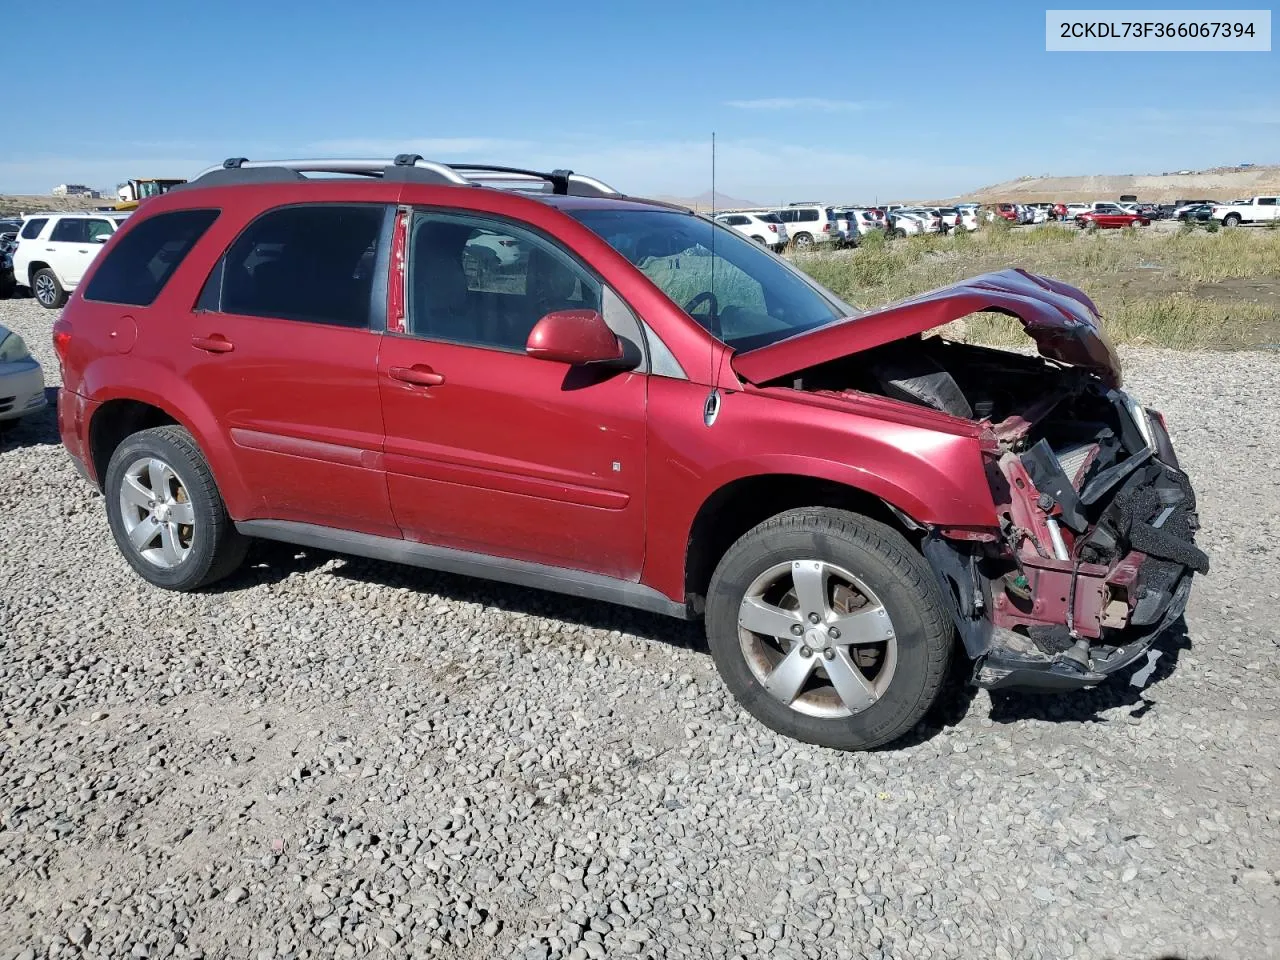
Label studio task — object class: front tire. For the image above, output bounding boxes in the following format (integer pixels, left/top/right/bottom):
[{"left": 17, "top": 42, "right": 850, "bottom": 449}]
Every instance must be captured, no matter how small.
[
  {"left": 32, "top": 268, "right": 66, "bottom": 309},
  {"left": 706, "top": 508, "right": 953, "bottom": 751},
  {"left": 104, "top": 425, "right": 247, "bottom": 591}
]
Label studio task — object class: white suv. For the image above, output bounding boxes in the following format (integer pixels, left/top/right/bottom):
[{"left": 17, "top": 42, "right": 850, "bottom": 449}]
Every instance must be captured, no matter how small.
[
  {"left": 12, "top": 212, "right": 129, "bottom": 308},
  {"left": 714, "top": 211, "right": 789, "bottom": 251},
  {"left": 769, "top": 204, "right": 842, "bottom": 247}
]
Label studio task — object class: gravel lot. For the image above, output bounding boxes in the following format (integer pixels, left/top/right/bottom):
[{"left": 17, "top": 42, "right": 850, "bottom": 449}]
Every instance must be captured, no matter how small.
[{"left": 2, "top": 296, "right": 1278, "bottom": 960}]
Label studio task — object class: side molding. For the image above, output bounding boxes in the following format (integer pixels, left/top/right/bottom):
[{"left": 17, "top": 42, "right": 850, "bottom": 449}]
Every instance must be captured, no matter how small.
[{"left": 236, "top": 520, "right": 693, "bottom": 620}]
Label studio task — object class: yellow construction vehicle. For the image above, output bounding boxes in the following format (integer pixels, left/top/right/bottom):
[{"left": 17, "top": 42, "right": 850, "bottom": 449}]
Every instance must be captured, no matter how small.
[{"left": 114, "top": 178, "right": 188, "bottom": 211}]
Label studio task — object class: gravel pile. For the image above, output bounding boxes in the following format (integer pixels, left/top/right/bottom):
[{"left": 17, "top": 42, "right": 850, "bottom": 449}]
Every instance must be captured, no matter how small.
[{"left": 1, "top": 297, "right": 1278, "bottom": 960}]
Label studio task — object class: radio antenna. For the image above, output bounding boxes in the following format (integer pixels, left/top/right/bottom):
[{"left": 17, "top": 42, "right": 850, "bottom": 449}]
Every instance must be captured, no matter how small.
[{"left": 709, "top": 131, "right": 720, "bottom": 339}]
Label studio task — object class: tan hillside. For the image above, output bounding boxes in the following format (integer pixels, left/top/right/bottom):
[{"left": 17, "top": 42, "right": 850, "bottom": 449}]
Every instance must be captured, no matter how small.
[
  {"left": 953, "top": 165, "right": 1280, "bottom": 204},
  {"left": 0, "top": 194, "right": 117, "bottom": 217}
]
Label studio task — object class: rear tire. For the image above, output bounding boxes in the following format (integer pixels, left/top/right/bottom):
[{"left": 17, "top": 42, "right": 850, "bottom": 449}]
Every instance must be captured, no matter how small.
[
  {"left": 104, "top": 426, "right": 247, "bottom": 591},
  {"left": 1223, "top": 214, "right": 1241, "bottom": 227},
  {"left": 792, "top": 232, "right": 813, "bottom": 247},
  {"left": 32, "top": 268, "right": 66, "bottom": 309},
  {"left": 706, "top": 508, "right": 953, "bottom": 751}
]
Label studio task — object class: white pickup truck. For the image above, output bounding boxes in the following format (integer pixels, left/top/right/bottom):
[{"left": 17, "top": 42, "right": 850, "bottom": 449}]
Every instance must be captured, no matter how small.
[{"left": 1211, "top": 196, "right": 1280, "bottom": 227}]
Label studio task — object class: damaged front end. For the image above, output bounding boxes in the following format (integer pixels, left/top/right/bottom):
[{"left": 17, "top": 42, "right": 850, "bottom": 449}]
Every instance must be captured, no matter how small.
[
  {"left": 733, "top": 269, "right": 1207, "bottom": 692},
  {"left": 923, "top": 358, "right": 1207, "bottom": 691}
]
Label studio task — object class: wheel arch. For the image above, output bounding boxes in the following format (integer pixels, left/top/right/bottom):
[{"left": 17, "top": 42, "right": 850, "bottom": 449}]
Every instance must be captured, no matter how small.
[
  {"left": 682, "top": 472, "right": 916, "bottom": 613},
  {"left": 27, "top": 261, "right": 51, "bottom": 284},
  {"left": 82, "top": 367, "right": 253, "bottom": 517}
]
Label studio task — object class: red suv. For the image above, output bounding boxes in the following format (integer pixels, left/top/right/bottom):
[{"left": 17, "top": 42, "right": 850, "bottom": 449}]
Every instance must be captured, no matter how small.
[{"left": 54, "top": 156, "right": 1206, "bottom": 750}]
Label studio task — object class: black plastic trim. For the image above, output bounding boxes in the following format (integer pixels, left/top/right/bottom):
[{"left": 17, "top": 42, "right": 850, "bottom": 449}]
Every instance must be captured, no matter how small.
[
  {"left": 235, "top": 520, "right": 692, "bottom": 620},
  {"left": 366, "top": 205, "right": 396, "bottom": 333}
]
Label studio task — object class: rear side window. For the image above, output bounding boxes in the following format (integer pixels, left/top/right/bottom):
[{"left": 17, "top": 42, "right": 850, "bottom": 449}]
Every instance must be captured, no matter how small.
[
  {"left": 212, "top": 205, "right": 385, "bottom": 328},
  {"left": 51, "top": 219, "right": 90, "bottom": 243},
  {"left": 21, "top": 218, "right": 48, "bottom": 239},
  {"left": 84, "top": 209, "right": 219, "bottom": 307},
  {"left": 799, "top": 209, "right": 818, "bottom": 222}
]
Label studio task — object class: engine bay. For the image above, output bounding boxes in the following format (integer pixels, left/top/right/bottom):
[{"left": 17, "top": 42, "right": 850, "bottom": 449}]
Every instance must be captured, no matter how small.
[{"left": 778, "top": 334, "right": 1209, "bottom": 689}]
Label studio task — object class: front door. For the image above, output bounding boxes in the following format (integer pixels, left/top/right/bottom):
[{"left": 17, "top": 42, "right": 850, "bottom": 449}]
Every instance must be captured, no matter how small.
[
  {"left": 378, "top": 209, "right": 648, "bottom": 579},
  {"left": 181, "top": 202, "right": 398, "bottom": 536}
]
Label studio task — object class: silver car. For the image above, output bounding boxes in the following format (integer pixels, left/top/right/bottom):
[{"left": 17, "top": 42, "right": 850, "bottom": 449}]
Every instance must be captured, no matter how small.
[{"left": 0, "top": 326, "right": 46, "bottom": 433}]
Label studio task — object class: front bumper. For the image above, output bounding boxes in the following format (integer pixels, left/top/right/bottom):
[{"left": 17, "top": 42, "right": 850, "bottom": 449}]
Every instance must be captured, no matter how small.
[
  {"left": 0, "top": 359, "right": 46, "bottom": 422},
  {"left": 926, "top": 395, "right": 1204, "bottom": 694}
]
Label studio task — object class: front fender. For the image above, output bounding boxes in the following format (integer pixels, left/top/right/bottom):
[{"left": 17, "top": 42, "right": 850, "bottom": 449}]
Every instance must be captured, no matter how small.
[
  {"left": 641, "top": 378, "right": 1000, "bottom": 602},
  {"left": 79, "top": 356, "right": 255, "bottom": 518}
]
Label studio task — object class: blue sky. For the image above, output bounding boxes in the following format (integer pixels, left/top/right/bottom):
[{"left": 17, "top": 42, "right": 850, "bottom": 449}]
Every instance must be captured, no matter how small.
[{"left": 3, "top": 0, "right": 1276, "bottom": 201}]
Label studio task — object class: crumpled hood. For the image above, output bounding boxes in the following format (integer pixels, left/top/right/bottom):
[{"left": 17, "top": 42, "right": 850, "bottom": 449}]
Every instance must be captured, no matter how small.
[{"left": 731, "top": 268, "right": 1121, "bottom": 388}]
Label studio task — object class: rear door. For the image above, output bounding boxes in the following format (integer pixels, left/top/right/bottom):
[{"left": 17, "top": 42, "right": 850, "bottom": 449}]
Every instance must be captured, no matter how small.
[
  {"left": 183, "top": 202, "right": 399, "bottom": 536},
  {"left": 378, "top": 208, "right": 648, "bottom": 578},
  {"left": 1257, "top": 197, "right": 1279, "bottom": 221}
]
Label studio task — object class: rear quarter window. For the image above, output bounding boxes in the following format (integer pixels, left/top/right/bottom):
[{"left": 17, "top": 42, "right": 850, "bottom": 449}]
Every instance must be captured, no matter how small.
[
  {"left": 84, "top": 209, "right": 219, "bottom": 307},
  {"left": 20, "top": 218, "right": 48, "bottom": 239}
]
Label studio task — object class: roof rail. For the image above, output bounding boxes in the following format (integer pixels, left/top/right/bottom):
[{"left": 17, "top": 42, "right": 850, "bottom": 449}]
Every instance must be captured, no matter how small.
[{"left": 182, "top": 156, "right": 619, "bottom": 197}]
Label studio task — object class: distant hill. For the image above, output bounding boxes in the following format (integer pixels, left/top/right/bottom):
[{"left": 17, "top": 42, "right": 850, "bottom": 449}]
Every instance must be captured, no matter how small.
[
  {"left": 0, "top": 194, "right": 116, "bottom": 217},
  {"left": 652, "top": 189, "right": 759, "bottom": 212},
  {"left": 951, "top": 165, "right": 1280, "bottom": 204}
]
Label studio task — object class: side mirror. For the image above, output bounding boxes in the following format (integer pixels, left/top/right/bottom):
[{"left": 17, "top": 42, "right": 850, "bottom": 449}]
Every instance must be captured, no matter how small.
[
  {"left": 525, "top": 310, "right": 628, "bottom": 367},
  {"left": 93, "top": 234, "right": 110, "bottom": 243}
]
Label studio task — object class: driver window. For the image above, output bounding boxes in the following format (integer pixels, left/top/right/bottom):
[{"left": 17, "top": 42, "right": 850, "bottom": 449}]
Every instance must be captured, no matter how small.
[{"left": 407, "top": 211, "right": 601, "bottom": 352}]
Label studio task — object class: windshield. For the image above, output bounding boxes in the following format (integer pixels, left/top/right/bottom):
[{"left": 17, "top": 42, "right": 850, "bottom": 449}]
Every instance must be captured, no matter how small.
[{"left": 570, "top": 208, "right": 848, "bottom": 351}]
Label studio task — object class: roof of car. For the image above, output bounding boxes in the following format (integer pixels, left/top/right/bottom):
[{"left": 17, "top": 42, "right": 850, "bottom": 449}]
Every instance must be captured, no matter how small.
[
  {"left": 151, "top": 157, "right": 700, "bottom": 220},
  {"left": 531, "top": 194, "right": 694, "bottom": 214},
  {"left": 21, "top": 211, "right": 128, "bottom": 219}
]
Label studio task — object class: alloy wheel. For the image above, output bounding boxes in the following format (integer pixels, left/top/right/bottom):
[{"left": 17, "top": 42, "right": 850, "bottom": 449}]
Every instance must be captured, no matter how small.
[
  {"left": 34, "top": 274, "right": 57, "bottom": 306},
  {"left": 118, "top": 456, "right": 196, "bottom": 569},
  {"left": 737, "top": 559, "right": 898, "bottom": 719}
]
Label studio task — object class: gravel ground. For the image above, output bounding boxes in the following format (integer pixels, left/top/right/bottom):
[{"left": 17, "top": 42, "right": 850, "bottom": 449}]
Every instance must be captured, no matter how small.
[{"left": 2, "top": 296, "right": 1278, "bottom": 960}]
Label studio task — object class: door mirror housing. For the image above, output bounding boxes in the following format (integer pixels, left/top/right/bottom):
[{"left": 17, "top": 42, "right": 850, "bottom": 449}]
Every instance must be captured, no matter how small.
[
  {"left": 92, "top": 234, "right": 111, "bottom": 243},
  {"left": 525, "top": 310, "right": 629, "bottom": 367}
]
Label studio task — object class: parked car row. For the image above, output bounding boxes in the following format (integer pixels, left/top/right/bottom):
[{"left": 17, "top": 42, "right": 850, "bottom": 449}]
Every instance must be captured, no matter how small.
[{"left": 715, "top": 202, "right": 987, "bottom": 248}]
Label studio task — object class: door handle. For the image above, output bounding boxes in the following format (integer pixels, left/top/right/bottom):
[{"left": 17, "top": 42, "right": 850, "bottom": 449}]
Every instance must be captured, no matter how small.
[
  {"left": 389, "top": 365, "right": 445, "bottom": 387},
  {"left": 191, "top": 334, "right": 235, "bottom": 354}
]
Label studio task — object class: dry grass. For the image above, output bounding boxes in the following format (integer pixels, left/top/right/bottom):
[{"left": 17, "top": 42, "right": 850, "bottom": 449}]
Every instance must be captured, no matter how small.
[{"left": 792, "top": 224, "right": 1280, "bottom": 349}]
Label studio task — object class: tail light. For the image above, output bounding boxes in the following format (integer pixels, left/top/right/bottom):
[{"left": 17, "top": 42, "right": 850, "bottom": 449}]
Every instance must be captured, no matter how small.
[
  {"left": 823, "top": 223, "right": 831, "bottom": 232},
  {"left": 52, "top": 318, "right": 72, "bottom": 360},
  {"left": 769, "top": 224, "right": 778, "bottom": 233}
]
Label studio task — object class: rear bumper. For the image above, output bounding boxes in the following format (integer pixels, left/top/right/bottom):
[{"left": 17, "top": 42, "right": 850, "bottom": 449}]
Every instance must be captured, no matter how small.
[{"left": 58, "top": 387, "right": 99, "bottom": 485}]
